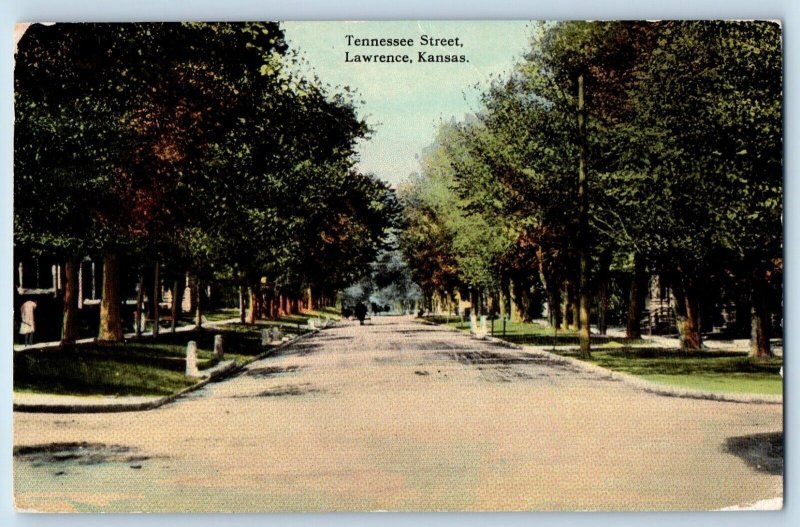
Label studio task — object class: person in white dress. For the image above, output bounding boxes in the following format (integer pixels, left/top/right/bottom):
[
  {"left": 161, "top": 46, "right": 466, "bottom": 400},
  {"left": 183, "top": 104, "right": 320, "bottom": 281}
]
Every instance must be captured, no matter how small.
[{"left": 19, "top": 299, "right": 37, "bottom": 345}]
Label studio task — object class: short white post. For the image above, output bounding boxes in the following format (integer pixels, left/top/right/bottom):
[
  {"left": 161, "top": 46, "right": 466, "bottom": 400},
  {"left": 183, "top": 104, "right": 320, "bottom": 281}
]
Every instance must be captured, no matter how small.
[
  {"left": 469, "top": 312, "right": 478, "bottom": 336},
  {"left": 261, "top": 329, "right": 270, "bottom": 346},
  {"left": 213, "top": 334, "right": 224, "bottom": 360},
  {"left": 186, "top": 341, "right": 199, "bottom": 377}
]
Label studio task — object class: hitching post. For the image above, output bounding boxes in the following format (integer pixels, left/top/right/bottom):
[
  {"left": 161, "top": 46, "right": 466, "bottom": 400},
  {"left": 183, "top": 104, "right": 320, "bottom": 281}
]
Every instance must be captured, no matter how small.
[
  {"left": 214, "top": 334, "right": 224, "bottom": 359},
  {"left": 186, "top": 341, "right": 199, "bottom": 377}
]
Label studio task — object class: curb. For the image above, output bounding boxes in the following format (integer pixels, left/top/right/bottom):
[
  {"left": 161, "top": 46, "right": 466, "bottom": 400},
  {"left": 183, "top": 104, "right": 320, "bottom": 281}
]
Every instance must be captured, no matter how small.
[
  {"left": 13, "top": 360, "right": 238, "bottom": 414},
  {"left": 13, "top": 325, "right": 327, "bottom": 414},
  {"left": 416, "top": 318, "right": 783, "bottom": 406},
  {"left": 207, "top": 325, "right": 325, "bottom": 382}
]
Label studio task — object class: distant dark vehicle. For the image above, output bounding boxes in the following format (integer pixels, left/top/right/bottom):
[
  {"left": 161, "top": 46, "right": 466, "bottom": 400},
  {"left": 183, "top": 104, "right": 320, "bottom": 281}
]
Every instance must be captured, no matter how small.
[
  {"left": 354, "top": 303, "right": 368, "bottom": 325},
  {"left": 342, "top": 306, "right": 353, "bottom": 319}
]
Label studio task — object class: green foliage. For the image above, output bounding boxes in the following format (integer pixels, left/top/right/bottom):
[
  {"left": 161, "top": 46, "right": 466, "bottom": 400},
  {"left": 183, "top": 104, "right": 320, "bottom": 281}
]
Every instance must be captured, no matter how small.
[
  {"left": 15, "top": 22, "right": 398, "bottom": 317},
  {"left": 398, "top": 122, "right": 513, "bottom": 297},
  {"left": 341, "top": 248, "right": 422, "bottom": 310},
  {"left": 401, "top": 21, "right": 782, "bottom": 347}
]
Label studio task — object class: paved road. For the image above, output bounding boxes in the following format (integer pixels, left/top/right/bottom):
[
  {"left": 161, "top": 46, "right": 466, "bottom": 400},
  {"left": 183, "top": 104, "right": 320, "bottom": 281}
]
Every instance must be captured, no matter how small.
[{"left": 13, "top": 316, "right": 783, "bottom": 512}]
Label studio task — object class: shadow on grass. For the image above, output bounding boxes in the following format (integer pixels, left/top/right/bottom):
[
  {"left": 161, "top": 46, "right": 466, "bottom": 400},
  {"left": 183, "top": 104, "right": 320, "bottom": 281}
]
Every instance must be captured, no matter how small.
[
  {"left": 553, "top": 347, "right": 783, "bottom": 378},
  {"left": 13, "top": 323, "right": 276, "bottom": 396},
  {"left": 724, "top": 432, "right": 783, "bottom": 475},
  {"left": 422, "top": 316, "right": 647, "bottom": 347},
  {"left": 153, "top": 326, "right": 269, "bottom": 359},
  {"left": 13, "top": 350, "right": 198, "bottom": 397}
]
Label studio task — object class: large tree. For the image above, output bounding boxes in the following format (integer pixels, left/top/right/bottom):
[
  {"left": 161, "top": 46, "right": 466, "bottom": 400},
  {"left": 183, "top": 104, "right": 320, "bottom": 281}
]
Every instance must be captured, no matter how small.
[{"left": 16, "top": 22, "right": 398, "bottom": 341}]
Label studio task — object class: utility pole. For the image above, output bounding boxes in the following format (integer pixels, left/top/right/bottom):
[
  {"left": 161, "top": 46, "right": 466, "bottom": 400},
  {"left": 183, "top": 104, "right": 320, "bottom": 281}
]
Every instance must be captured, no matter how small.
[{"left": 577, "top": 73, "right": 591, "bottom": 358}]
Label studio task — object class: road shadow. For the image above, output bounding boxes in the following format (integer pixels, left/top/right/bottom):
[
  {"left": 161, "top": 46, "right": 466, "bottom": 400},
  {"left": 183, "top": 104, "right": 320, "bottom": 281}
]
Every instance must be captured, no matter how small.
[
  {"left": 14, "top": 442, "right": 155, "bottom": 469},
  {"left": 724, "top": 432, "right": 783, "bottom": 475},
  {"left": 249, "top": 383, "right": 324, "bottom": 397},
  {"left": 246, "top": 365, "right": 302, "bottom": 378}
]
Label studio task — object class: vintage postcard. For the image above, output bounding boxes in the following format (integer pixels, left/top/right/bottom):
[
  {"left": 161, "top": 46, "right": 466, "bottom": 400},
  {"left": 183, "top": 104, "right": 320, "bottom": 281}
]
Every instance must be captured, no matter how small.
[{"left": 12, "top": 20, "right": 783, "bottom": 512}]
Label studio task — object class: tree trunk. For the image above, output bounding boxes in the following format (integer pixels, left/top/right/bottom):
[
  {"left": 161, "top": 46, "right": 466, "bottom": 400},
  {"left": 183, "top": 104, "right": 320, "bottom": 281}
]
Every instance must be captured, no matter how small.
[
  {"left": 519, "top": 287, "right": 532, "bottom": 322},
  {"left": 60, "top": 257, "right": 79, "bottom": 345},
  {"left": 194, "top": 277, "right": 203, "bottom": 329},
  {"left": 597, "top": 252, "right": 611, "bottom": 336},
  {"left": 306, "top": 287, "right": 314, "bottom": 311},
  {"left": 749, "top": 278, "right": 772, "bottom": 358},
  {"left": 134, "top": 273, "right": 144, "bottom": 337},
  {"left": 682, "top": 289, "right": 702, "bottom": 350},
  {"left": 270, "top": 292, "right": 279, "bottom": 319},
  {"left": 626, "top": 255, "right": 645, "bottom": 339},
  {"left": 674, "top": 277, "right": 702, "bottom": 350},
  {"left": 562, "top": 281, "right": 571, "bottom": 331},
  {"left": 188, "top": 273, "right": 197, "bottom": 316},
  {"left": 98, "top": 252, "right": 124, "bottom": 342},
  {"left": 498, "top": 280, "right": 507, "bottom": 320},
  {"left": 549, "top": 285, "right": 562, "bottom": 330},
  {"left": 152, "top": 261, "right": 160, "bottom": 338},
  {"left": 171, "top": 279, "right": 179, "bottom": 333},
  {"left": 535, "top": 248, "right": 556, "bottom": 328},
  {"left": 509, "top": 279, "right": 523, "bottom": 323},
  {"left": 256, "top": 290, "right": 265, "bottom": 320},
  {"left": 469, "top": 290, "right": 478, "bottom": 317},
  {"left": 247, "top": 287, "right": 256, "bottom": 324},
  {"left": 598, "top": 283, "right": 608, "bottom": 336},
  {"left": 239, "top": 284, "right": 246, "bottom": 324},
  {"left": 570, "top": 282, "right": 580, "bottom": 331}
]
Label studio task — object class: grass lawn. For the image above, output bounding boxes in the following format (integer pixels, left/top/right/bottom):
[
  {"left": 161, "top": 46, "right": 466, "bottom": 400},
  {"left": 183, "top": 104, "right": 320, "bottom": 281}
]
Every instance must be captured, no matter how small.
[
  {"left": 14, "top": 319, "right": 312, "bottom": 397},
  {"left": 423, "top": 315, "right": 782, "bottom": 396},
  {"left": 14, "top": 342, "right": 208, "bottom": 397},
  {"left": 202, "top": 308, "right": 240, "bottom": 322},
  {"left": 425, "top": 315, "right": 646, "bottom": 346},
  {"left": 556, "top": 348, "right": 783, "bottom": 395}
]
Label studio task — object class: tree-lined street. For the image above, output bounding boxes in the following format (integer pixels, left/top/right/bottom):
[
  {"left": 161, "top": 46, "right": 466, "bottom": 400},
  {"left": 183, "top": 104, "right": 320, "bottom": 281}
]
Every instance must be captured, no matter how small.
[{"left": 12, "top": 20, "right": 783, "bottom": 513}]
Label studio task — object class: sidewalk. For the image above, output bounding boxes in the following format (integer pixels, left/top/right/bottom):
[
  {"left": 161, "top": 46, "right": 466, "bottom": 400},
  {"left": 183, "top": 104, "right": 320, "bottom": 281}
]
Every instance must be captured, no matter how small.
[
  {"left": 604, "top": 326, "right": 783, "bottom": 356},
  {"left": 12, "top": 317, "right": 240, "bottom": 353}
]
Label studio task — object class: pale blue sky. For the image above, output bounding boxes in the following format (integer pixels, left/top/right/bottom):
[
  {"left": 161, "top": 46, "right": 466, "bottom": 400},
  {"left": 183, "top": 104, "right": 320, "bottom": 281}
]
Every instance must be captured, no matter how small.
[{"left": 282, "top": 21, "right": 532, "bottom": 186}]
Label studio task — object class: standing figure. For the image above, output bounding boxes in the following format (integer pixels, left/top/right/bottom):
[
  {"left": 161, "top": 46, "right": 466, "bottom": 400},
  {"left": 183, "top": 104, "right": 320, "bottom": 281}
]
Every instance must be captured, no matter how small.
[
  {"left": 354, "top": 302, "right": 368, "bottom": 326},
  {"left": 19, "top": 299, "right": 37, "bottom": 345}
]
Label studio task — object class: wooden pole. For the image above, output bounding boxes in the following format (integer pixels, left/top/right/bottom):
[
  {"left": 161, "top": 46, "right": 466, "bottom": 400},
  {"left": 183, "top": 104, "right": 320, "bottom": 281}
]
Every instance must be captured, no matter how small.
[{"left": 577, "top": 72, "right": 591, "bottom": 358}]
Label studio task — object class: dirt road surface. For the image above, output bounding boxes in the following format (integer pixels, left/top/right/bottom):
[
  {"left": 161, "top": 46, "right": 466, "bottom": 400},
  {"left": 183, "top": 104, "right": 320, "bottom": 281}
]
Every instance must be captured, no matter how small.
[{"left": 13, "top": 316, "right": 783, "bottom": 512}]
